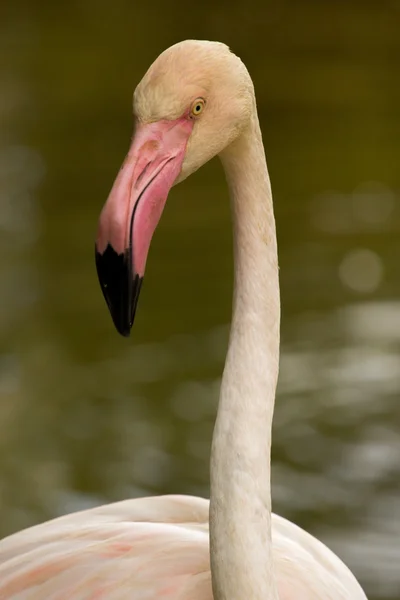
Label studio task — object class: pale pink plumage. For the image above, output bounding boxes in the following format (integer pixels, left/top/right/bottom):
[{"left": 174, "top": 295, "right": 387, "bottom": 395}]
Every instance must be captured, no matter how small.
[{"left": 0, "top": 495, "right": 363, "bottom": 599}]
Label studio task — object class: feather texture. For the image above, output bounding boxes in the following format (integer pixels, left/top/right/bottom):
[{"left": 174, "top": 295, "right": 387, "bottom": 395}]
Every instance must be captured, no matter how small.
[{"left": 0, "top": 495, "right": 364, "bottom": 599}]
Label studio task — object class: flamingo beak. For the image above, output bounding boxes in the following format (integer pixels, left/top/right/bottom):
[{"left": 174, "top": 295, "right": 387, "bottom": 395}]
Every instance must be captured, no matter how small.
[{"left": 95, "top": 117, "right": 194, "bottom": 336}]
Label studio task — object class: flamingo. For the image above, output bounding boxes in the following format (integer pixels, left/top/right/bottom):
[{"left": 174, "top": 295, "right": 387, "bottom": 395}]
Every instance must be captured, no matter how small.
[{"left": 0, "top": 40, "right": 368, "bottom": 600}]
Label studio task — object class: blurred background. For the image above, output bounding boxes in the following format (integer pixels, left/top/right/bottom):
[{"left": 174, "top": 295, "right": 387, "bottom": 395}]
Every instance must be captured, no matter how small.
[{"left": 1, "top": 0, "right": 400, "bottom": 597}]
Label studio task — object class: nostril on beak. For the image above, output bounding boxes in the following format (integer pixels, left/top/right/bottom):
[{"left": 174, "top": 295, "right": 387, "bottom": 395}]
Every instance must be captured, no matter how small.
[{"left": 135, "top": 161, "right": 151, "bottom": 188}]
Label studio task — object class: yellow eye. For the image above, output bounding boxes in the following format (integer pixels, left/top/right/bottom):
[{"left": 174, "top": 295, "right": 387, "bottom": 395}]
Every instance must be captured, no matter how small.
[{"left": 190, "top": 98, "right": 206, "bottom": 117}]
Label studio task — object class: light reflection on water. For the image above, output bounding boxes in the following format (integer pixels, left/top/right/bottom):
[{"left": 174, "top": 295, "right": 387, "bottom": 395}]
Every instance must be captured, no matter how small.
[{"left": 1, "top": 1, "right": 400, "bottom": 599}]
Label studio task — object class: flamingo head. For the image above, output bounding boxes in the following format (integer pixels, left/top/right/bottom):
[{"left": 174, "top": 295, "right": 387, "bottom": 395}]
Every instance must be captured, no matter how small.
[{"left": 95, "top": 40, "right": 254, "bottom": 336}]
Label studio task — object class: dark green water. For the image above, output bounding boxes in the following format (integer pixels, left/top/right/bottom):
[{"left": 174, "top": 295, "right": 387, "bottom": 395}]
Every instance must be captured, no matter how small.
[{"left": 1, "top": 1, "right": 400, "bottom": 597}]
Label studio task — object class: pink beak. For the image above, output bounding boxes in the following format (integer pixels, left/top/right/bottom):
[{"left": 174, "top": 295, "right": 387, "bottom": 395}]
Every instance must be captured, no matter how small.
[{"left": 95, "top": 117, "right": 194, "bottom": 336}]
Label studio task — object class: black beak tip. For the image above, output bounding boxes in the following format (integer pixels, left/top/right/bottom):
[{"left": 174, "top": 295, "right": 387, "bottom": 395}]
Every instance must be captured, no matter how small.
[
  {"left": 117, "top": 322, "right": 132, "bottom": 338},
  {"left": 95, "top": 244, "right": 143, "bottom": 337}
]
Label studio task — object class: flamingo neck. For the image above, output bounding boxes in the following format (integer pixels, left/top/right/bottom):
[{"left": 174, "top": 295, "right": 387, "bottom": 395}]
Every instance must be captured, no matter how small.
[{"left": 209, "top": 110, "right": 280, "bottom": 600}]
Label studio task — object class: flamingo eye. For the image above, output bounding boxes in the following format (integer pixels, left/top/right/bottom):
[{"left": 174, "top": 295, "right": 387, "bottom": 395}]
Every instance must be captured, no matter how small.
[{"left": 190, "top": 98, "right": 206, "bottom": 118}]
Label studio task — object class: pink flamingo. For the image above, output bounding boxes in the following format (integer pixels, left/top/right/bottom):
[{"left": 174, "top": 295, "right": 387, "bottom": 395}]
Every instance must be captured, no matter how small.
[{"left": 0, "top": 40, "right": 367, "bottom": 600}]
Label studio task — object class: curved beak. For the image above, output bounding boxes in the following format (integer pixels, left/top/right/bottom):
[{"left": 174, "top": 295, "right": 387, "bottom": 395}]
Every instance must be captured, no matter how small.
[{"left": 95, "top": 117, "right": 193, "bottom": 336}]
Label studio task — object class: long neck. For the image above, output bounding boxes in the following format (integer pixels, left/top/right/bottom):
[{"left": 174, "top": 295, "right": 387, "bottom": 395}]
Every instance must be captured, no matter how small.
[{"left": 209, "top": 110, "right": 280, "bottom": 600}]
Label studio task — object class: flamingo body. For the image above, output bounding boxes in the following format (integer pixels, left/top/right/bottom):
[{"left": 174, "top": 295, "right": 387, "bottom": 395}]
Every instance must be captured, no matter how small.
[{"left": 0, "top": 495, "right": 363, "bottom": 599}]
